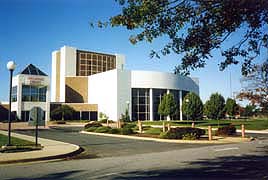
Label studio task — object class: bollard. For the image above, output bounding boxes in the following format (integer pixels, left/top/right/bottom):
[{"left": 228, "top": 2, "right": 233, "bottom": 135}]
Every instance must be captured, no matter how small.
[
  {"left": 138, "top": 120, "right": 142, "bottom": 133},
  {"left": 241, "top": 124, "right": 245, "bottom": 138},
  {"left": 162, "top": 121, "right": 166, "bottom": 132},
  {"left": 167, "top": 123, "right": 171, "bottom": 131},
  {"left": 192, "top": 122, "right": 195, "bottom": 128},
  {"left": 208, "top": 125, "right": 212, "bottom": 141}
]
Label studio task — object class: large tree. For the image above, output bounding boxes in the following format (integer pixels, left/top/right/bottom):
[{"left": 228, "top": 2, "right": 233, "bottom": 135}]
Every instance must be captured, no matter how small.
[
  {"left": 237, "top": 60, "right": 268, "bottom": 113},
  {"left": 182, "top": 92, "right": 203, "bottom": 121},
  {"left": 97, "top": 0, "right": 268, "bottom": 75},
  {"left": 158, "top": 93, "right": 177, "bottom": 120},
  {"left": 204, "top": 93, "right": 225, "bottom": 119},
  {"left": 224, "top": 98, "right": 239, "bottom": 117}
]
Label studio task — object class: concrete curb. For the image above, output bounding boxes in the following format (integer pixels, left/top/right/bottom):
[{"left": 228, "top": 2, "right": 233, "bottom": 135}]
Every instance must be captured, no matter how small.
[
  {"left": 0, "top": 130, "right": 81, "bottom": 164},
  {"left": 81, "top": 131, "right": 251, "bottom": 144}
]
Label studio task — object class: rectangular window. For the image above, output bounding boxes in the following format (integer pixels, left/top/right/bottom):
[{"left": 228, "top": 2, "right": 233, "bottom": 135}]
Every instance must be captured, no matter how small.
[{"left": 11, "top": 86, "right": 17, "bottom": 102}]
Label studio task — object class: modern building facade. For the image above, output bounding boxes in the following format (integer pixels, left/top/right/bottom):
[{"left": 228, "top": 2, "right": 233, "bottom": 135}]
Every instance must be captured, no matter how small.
[
  {"left": 10, "top": 64, "right": 50, "bottom": 121},
  {"left": 51, "top": 46, "right": 199, "bottom": 121}
]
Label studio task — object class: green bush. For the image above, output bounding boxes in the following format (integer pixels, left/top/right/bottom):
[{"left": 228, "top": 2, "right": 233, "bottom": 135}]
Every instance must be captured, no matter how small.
[
  {"left": 169, "top": 127, "right": 205, "bottom": 139},
  {"left": 122, "top": 123, "right": 136, "bottom": 129},
  {"left": 160, "top": 131, "right": 177, "bottom": 139},
  {"left": 108, "top": 128, "right": 120, "bottom": 134},
  {"left": 94, "top": 126, "right": 111, "bottom": 133},
  {"left": 120, "top": 127, "right": 134, "bottom": 135},
  {"left": 216, "top": 125, "right": 236, "bottom": 136},
  {"left": 85, "top": 126, "right": 98, "bottom": 132},
  {"left": 182, "top": 133, "right": 197, "bottom": 140},
  {"left": 84, "top": 121, "right": 102, "bottom": 129}
]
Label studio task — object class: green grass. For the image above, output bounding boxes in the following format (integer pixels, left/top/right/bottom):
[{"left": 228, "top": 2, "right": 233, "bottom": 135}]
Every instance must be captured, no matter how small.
[
  {"left": 138, "top": 118, "right": 268, "bottom": 130},
  {"left": 0, "top": 134, "right": 35, "bottom": 147},
  {"left": 145, "top": 128, "right": 162, "bottom": 135}
]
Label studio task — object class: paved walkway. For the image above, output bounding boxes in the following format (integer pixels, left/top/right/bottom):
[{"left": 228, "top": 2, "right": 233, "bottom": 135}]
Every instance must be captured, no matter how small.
[{"left": 0, "top": 130, "right": 80, "bottom": 164}]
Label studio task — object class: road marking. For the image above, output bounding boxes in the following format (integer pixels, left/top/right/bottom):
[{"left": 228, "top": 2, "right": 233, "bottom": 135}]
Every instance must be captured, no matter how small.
[
  {"left": 90, "top": 172, "right": 120, "bottom": 179},
  {"left": 214, "top": 147, "right": 239, "bottom": 152}
]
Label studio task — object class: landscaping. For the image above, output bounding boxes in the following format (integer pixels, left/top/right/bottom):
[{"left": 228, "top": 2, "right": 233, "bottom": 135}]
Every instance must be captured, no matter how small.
[{"left": 0, "top": 134, "right": 41, "bottom": 153}]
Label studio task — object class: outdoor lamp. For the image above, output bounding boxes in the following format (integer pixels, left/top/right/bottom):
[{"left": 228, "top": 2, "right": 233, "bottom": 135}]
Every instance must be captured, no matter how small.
[{"left": 6, "top": 60, "right": 16, "bottom": 146}]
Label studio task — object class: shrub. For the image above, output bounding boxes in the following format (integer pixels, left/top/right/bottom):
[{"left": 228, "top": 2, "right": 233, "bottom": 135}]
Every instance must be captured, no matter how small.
[
  {"left": 216, "top": 125, "right": 236, "bottom": 136},
  {"left": 160, "top": 131, "right": 177, "bottom": 139},
  {"left": 182, "top": 133, "right": 197, "bottom": 140},
  {"left": 85, "top": 126, "right": 98, "bottom": 132},
  {"left": 108, "top": 128, "right": 120, "bottom": 134},
  {"left": 84, "top": 121, "right": 102, "bottom": 129},
  {"left": 122, "top": 123, "right": 136, "bottom": 129},
  {"left": 170, "top": 127, "right": 205, "bottom": 139},
  {"left": 94, "top": 126, "right": 111, "bottom": 133},
  {"left": 120, "top": 127, "right": 134, "bottom": 135}
]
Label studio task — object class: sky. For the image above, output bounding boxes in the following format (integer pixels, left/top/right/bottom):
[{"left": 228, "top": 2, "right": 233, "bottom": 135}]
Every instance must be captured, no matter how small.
[{"left": 0, "top": 0, "right": 259, "bottom": 104}]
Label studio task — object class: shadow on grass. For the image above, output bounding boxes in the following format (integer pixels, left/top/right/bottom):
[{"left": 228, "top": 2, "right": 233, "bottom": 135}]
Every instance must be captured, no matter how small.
[
  {"left": 7, "top": 170, "right": 84, "bottom": 180},
  {"left": 111, "top": 147, "right": 268, "bottom": 180}
]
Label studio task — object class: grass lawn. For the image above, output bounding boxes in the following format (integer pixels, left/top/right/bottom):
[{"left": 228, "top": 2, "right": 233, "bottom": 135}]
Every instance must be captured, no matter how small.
[
  {"left": 0, "top": 134, "right": 35, "bottom": 147},
  {"left": 140, "top": 118, "right": 268, "bottom": 130}
]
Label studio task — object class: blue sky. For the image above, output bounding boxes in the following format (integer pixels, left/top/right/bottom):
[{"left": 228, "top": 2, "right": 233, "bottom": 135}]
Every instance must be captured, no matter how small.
[{"left": 0, "top": 0, "right": 253, "bottom": 104}]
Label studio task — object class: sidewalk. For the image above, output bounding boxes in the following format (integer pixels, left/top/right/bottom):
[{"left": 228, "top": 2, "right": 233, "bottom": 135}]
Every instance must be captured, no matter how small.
[{"left": 0, "top": 130, "right": 81, "bottom": 164}]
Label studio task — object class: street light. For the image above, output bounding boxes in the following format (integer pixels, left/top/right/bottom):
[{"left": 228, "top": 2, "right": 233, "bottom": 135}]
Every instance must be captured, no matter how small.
[
  {"left": 185, "top": 98, "right": 189, "bottom": 122},
  {"left": 6, "top": 61, "right": 16, "bottom": 146}
]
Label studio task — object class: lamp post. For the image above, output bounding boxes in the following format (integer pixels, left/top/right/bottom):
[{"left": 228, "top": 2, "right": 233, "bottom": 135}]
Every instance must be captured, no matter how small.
[
  {"left": 185, "top": 98, "right": 189, "bottom": 122},
  {"left": 6, "top": 61, "right": 16, "bottom": 146}
]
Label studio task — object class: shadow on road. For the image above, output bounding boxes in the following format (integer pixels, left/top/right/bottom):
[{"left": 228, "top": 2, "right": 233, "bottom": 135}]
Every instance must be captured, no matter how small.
[{"left": 111, "top": 147, "right": 268, "bottom": 179}]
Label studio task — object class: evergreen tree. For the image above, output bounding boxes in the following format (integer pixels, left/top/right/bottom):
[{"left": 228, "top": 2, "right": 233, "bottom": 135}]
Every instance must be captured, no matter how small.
[
  {"left": 158, "top": 93, "right": 177, "bottom": 120},
  {"left": 182, "top": 92, "right": 203, "bottom": 121},
  {"left": 204, "top": 93, "right": 225, "bottom": 119}
]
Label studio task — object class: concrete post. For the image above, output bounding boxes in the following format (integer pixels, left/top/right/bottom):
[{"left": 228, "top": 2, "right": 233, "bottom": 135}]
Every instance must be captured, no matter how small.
[
  {"left": 241, "top": 124, "right": 245, "bottom": 138},
  {"left": 167, "top": 123, "right": 171, "bottom": 131},
  {"left": 208, "top": 126, "right": 212, "bottom": 141},
  {"left": 192, "top": 122, "right": 195, "bottom": 128},
  {"left": 162, "top": 121, "right": 166, "bottom": 132},
  {"left": 138, "top": 120, "right": 142, "bottom": 133}
]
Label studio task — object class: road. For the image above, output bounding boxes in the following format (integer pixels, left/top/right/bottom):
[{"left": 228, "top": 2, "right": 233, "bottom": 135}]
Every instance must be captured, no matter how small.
[{"left": 0, "top": 127, "right": 267, "bottom": 179}]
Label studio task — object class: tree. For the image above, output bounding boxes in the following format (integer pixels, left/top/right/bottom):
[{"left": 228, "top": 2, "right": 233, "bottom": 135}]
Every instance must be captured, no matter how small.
[
  {"left": 97, "top": 0, "right": 268, "bottom": 75},
  {"left": 240, "top": 104, "right": 257, "bottom": 117},
  {"left": 224, "top": 98, "right": 238, "bottom": 118},
  {"left": 158, "top": 93, "right": 177, "bottom": 120},
  {"left": 204, "top": 93, "right": 225, "bottom": 119},
  {"left": 182, "top": 92, "right": 203, "bottom": 121},
  {"left": 51, "top": 105, "right": 75, "bottom": 121},
  {"left": 120, "top": 108, "right": 131, "bottom": 122},
  {"left": 237, "top": 60, "right": 268, "bottom": 113}
]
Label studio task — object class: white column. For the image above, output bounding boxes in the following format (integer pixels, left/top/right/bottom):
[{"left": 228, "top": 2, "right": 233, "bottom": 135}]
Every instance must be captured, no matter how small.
[
  {"left": 179, "top": 90, "right": 183, "bottom": 121},
  {"left": 149, "top": 88, "right": 153, "bottom": 121},
  {"left": 166, "top": 89, "right": 170, "bottom": 121},
  {"left": 45, "top": 85, "right": 50, "bottom": 122},
  {"left": 16, "top": 80, "right": 22, "bottom": 120}
]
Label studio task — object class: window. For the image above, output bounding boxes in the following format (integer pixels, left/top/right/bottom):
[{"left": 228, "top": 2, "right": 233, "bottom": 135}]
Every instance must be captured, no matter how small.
[
  {"left": 11, "top": 86, "right": 17, "bottom": 102},
  {"left": 131, "top": 88, "right": 150, "bottom": 121},
  {"left": 153, "top": 89, "right": 166, "bottom": 120},
  {"left": 22, "top": 85, "right": 47, "bottom": 102}
]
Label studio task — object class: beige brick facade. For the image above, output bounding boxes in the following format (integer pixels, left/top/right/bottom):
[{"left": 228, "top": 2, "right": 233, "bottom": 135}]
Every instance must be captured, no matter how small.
[{"left": 65, "top": 77, "right": 88, "bottom": 103}]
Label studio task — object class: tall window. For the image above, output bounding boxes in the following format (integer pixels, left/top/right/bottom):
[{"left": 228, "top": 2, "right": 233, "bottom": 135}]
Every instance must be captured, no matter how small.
[
  {"left": 22, "top": 85, "right": 47, "bottom": 102},
  {"left": 153, "top": 89, "right": 167, "bottom": 120},
  {"left": 132, "top": 88, "right": 150, "bottom": 121},
  {"left": 11, "top": 86, "right": 17, "bottom": 102},
  {"left": 77, "top": 51, "right": 116, "bottom": 76}
]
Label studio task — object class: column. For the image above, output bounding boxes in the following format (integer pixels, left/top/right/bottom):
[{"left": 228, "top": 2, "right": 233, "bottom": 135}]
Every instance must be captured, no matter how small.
[
  {"left": 166, "top": 89, "right": 170, "bottom": 121},
  {"left": 16, "top": 82, "right": 22, "bottom": 120},
  {"left": 45, "top": 85, "right": 50, "bottom": 122},
  {"left": 149, "top": 88, "right": 153, "bottom": 121},
  {"left": 179, "top": 90, "right": 183, "bottom": 121}
]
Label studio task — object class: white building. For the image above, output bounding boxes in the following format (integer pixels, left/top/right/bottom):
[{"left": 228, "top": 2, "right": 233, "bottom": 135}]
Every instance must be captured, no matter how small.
[
  {"left": 11, "top": 64, "right": 50, "bottom": 121},
  {"left": 51, "top": 46, "right": 199, "bottom": 121}
]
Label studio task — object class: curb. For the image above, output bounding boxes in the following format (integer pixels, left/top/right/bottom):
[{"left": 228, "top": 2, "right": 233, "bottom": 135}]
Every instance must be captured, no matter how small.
[
  {"left": 81, "top": 131, "right": 250, "bottom": 144},
  {"left": 0, "top": 146, "right": 83, "bottom": 164}
]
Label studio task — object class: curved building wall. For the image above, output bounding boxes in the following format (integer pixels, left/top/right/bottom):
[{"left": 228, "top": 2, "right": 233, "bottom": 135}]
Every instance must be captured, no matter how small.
[{"left": 131, "top": 70, "right": 199, "bottom": 94}]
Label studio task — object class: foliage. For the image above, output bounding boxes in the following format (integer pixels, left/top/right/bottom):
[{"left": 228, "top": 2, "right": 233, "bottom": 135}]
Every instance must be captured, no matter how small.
[
  {"left": 216, "top": 125, "right": 237, "bottom": 136},
  {"left": 120, "top": 127, "right": 134, "bottom": 135},
  {"left": 122, "top": 123, "right": 136, "bottom": 129},
  {"left": 204, "top": 93, "right": 225, "bottom": 119},
  {"left": 182, "top": 92, "right": 203, "bottom": 120},
  {"left": 85, "top": 126, "right": 99, "bottom": 132},
  {"left": 158, "top": 93, "right": 177, "bottom": 119},
  {"left": 0, "top": 134, "right": 35, "bottom": 147},
  {"left": 84, "top": 121, "right": 102, "bottom": 129},
  {"left": 99, "top": 112, "right": 109, "bottom": 121},
  {"left": 50, "top": 105, "right": 75, "bottom": 121},
  {"left": 182, "top": 133, "right": 197, "bottom": 140},
  {"left": 108, "top": 128, "right": 121, "bottom": 134},
  {"left": 170, "top": 127, "right": 205, "bottom": 139},
  {"left": 120, "top": 109, "right": 131, "bottom": 122},
  {"left": 99, "top": 0, "right": 268, "bottom": 75},
  {"left": 240, "top": 104, "right": 257, "bottom": 117},
  {"left": 224, "top": 98, "right": 239, "bottom": 117},
  {"left": 99, "top": 119, "right": 114, "bottom": 123},
  {"left": 94, "top": 126, "right": 112, "bottom": 133},
  {"left": 237, "top": 60, "right": 268, "bottom": 113},
  {"left": 160, "top": 131, "right": 177, "bottom": 139}
]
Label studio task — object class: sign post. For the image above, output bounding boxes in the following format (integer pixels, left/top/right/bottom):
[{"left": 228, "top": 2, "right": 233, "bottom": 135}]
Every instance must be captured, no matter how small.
[{"left": 29, "top": 107, "right": 44, "bottom": 146}]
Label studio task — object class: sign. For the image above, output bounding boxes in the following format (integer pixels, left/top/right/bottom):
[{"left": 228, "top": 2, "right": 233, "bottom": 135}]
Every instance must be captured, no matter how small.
[
  {"left": 26, "top": 77, "right": 45, "bottom": 86},
  {"left": 28, "top": 107, "right": 45, "bottom": 126}
]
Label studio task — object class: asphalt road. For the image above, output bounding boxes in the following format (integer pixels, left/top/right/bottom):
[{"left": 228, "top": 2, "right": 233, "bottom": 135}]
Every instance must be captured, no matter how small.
[
  {"left": 1, "top": 127, "right": 267, "bottom": 179},
  {"left": 13, "top": 126, "right": 211, "bottom": 159}
]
